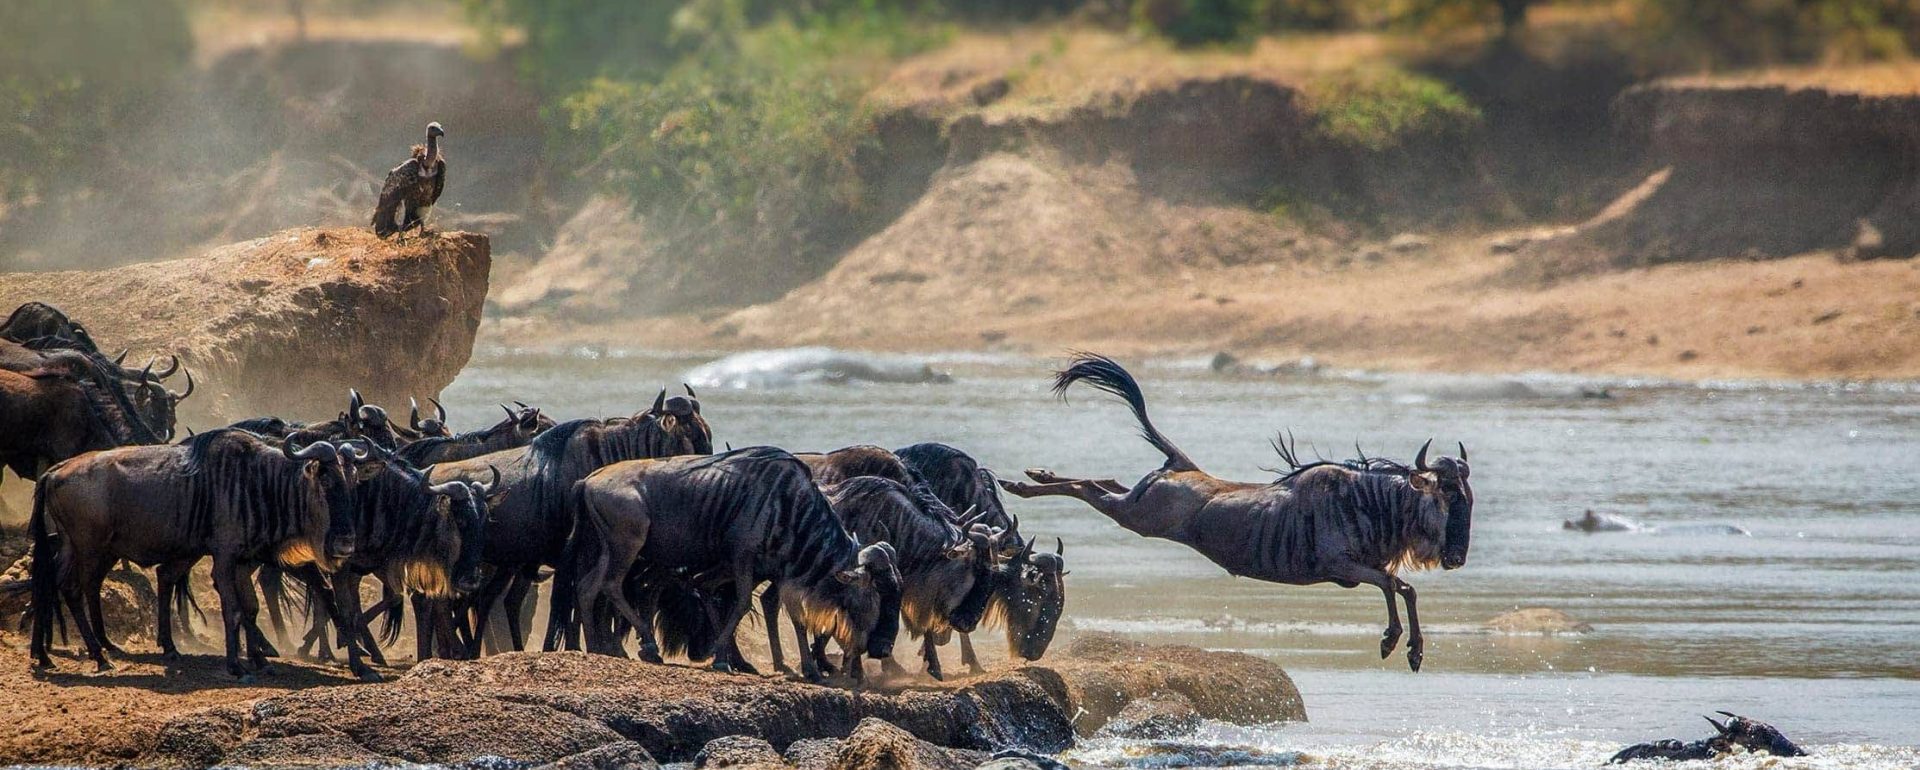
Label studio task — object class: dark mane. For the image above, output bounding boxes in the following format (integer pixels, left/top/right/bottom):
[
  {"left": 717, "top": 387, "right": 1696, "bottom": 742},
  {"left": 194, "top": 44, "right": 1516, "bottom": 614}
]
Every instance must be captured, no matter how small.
[{"left": 1270, "top": 430, "right": 1415, "bottom": 485}]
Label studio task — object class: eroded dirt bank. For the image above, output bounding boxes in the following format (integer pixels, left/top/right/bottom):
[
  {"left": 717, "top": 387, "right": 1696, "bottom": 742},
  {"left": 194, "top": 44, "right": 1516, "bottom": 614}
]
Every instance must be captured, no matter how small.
[
  {"left": 0, "top": 635, "right": 1303, "bottom": 768},
  {"left": 0, "top": 228, "right": 490, "bottom": 421},
  {"left": 501, "top": 76, "right": 1920, "bottom": 382}
]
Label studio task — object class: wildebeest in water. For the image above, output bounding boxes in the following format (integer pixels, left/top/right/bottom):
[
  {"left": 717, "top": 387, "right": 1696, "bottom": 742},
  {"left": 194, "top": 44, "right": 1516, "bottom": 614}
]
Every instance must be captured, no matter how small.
[
  {"left": 1002, "top": 353, "right": 1473, "bottom": 671},
  {"left": 30, "top": 431, "right": 366, "bottom": 677}
]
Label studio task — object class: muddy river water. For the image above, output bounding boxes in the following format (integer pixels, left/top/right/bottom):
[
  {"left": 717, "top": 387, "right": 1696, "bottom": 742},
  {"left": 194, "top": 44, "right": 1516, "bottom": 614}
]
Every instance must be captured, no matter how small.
[{"left": 440, "top": 348, "right": 1920, "bottom": 770}]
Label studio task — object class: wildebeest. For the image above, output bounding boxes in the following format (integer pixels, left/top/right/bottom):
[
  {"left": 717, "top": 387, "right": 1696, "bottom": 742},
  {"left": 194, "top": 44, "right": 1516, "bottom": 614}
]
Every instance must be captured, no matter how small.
[
  {"left": 0, "top": 303, "right": 191, "bottom": 441},
  {"left": 1001, "top": 353, "right": 1472, "bottom": 671},
  {"left": 409, "top": 397, "right": 453, "bottom": 438},
  {"left": 30, "top": 431, "right": 364, "bottom": 677},
  {"left": 1609, "top": 712, "right": 1806, "bottom": 763},
  {"left": 763, "top": 475, "right": 994, "bottom": 681},
  {"left": 894, "top": 441, "right": 1059, "bottom": 672},
  {"left": 427, "top": 390, "right": 712, "bottom": 658},
  {"left": 275, "top": 445, "right": 498, "bottom": 681},
  {"left": 282, "top": 389, "right": 407, "bottom": 451},
  {"left": 398, "top": 401, "right": 554, "bottom": 467},
  {"left": 570, "top": 447, "right": 902, "bottom": 678},
  {"left": 1, "top": 302, "right": 102, "bottom": 352}
]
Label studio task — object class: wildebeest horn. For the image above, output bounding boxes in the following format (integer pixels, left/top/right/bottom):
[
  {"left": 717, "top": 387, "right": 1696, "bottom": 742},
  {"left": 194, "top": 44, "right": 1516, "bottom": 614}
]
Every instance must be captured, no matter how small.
[
  {"left": 1705, "top": 715, "right": 1729, "bottom": 734},
  {"left": 1415, "top": 439, "right": 1432, "bottom": 472},
  {"left": 139, "top": 357, "right": 155, "bottom": 382},
  {"left": 168, "top": 369, "right": 194, "bottom": 402},
  {"left": 1055, "top": 536, "right": 1064, "bottom": 556},
  {"left": 426, "top": 480, "right": 470, "bottom": 498},
  {"left": 410, "top": 397, "right": 425, "bottom": 431},
  {"left": 287, "top": 441, "right": 339, "bottom": 462},
  {"left": 1019, "top": 535, "right": 1036, "bottom": 558},
  {"left": 958, "top": 505, "right": 982, "bottom": 527},
  {"left": 474, "top": 465, "right": 502, "bottom": 496},
  {"left": 111, "top": 348, "right": 128, "bottom": 366},
  {"left": 651, "top": 389, "right": 666, "bottom": 414},
  {"left": 339, "top": 440, "right": 371, "bottom": 461},
  {"left": 152, "top": 354, "right": 180, "bottom": 380},
  {"left": 433, "top": 397, "right": 449, "bottom": 423},
  {"left": 500, "top": 403, "right": 515, "bottom": 420},
  {"left": 1458, "top": 442, "right": 1468, "bottom": 462},
  {"left": 683, "top": 383, "right": 696, "bottom": 398},
  {"left": 350, "top": 388, "right": 364, "bottom": 412}
]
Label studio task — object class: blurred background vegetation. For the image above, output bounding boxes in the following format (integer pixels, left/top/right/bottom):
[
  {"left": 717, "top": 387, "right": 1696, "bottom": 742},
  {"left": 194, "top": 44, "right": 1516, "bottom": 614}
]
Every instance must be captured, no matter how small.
[{"left": 3, "top": 0, "right": 1918, "bottom": 281}]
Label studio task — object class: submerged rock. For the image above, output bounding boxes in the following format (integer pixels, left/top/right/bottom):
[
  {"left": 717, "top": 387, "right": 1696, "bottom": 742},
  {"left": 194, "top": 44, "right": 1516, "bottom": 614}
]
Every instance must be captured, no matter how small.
[
  {"left": 535, "top": 741, "right": 661, "bottom": 770},
  {"left": 0, "top": 227, "right": 489, "bottom": 422},
  {"left": 1094, "top": 694, "right": 1202, "bottom": 740},
  {"left": 1046, "top": 635, "right": 1306, "bottom": 736},
  {"left": 1564, "top": 510, "right": 1642, "bottom": 532}
]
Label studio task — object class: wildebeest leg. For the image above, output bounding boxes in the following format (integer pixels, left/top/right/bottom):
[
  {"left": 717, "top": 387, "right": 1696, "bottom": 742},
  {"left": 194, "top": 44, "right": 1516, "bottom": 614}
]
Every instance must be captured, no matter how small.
[
  {"left": 83, "top": 564, "right": 126, "bottom": 657},
  {"left": 761, "top": 585, "right": 795, "bottom": 676},
  {"left": 500, "top": 570, "right": 535, "bottom": 653},
  {"left": 1024, "top": 468, "right": 1130, "bottom": 494},
  {"left": 463, "top": 569, "right": 513, "bottom": 659},
  {"left": 211, "top": 557, "right": 252, "bottom": 678},
  {"left": 59, "top": 549, "right": 112, "bottom": 671},
  {"left": 155, "top": 558, "right": 196, "bottom": 660},
  {"left": 922, "top": 634, "right": 944, "bottom": 681},
  {"left": 1396, "top": 578, "right": 1424, "bottom": 672},
  {"left": 999, "top": 477, "right": 1128, "bottom": 508},
  {"left": 411, "top": 594, "right": 438, "bottom": 661},
  {"left": 707, "top": 567, "right": 755, "bottom": 675},
  {"left": 958, "top": 632, "right": 985, "bottom": 675},
  {"left": 234, "top": 564, "right": 280, "bottom": 673},
  {"left": 332, "top": 571, "right": 380, "bottom": 682},
  {"left": 1328, "top": 564, "right": 1402, "bottom": 662}
]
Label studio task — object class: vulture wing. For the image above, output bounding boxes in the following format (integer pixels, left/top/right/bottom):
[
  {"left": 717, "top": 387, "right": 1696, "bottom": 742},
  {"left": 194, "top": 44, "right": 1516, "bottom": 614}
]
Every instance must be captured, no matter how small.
[
  {"left": 428, "top": 158, "right": 446, "bottom": 207},
  {"left": 371, "top": 158, "right": 421, "bottom": 237}
]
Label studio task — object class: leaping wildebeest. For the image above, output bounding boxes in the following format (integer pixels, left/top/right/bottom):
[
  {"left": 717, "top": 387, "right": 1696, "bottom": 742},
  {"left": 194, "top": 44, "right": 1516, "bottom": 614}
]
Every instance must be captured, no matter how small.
[
  {"left": 1001, "top": 354, "right": 1473, "bottom": 671},
  {"left": 571, "top": 447, "right": 903, "bottom": 679},
  {"left": 29, "top": 431, "right": 366, "bottom": 678}
]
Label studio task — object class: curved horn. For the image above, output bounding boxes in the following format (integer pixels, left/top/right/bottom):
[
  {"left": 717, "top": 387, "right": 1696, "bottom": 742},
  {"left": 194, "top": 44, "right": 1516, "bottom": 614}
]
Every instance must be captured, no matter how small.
[
  {"left": 500, "top": 404, "right": 516, "bottom": 420},
  {"left": 1458, "top": 442, "right": 1468, "bottom": 462},
  {"left": 651, "top": 389, "right": 666, "bottom": 414},
  {"left": 339, "top": 440, "right": 371, "bottom": 461},
  {"left": 410, "top": 397, "right": 425, "bottom": 431},
  {"left": 1019, "top": 535, "right": 1037, "bottom": 558},
  {"left": 152, "top": 354, "right": 180, "bottom": 380},
  {"left": 433, "top": 397, "right": 448, "bottom": 424},
  {"left": 473, "top": 465, "right": 502, "bottom": 496},
  {"left": 512, "top": 400, "right": 529, "bottom": 410},
  {"left": 1415, "top": 439, "right": 1432, "bottom": 472},
  {"left": 1055, "top": 536, "right": 1064, "bottom": 556},
  {"left": 426, "top": 480, "right": 470, "bottom": 498},
  {"left": 111, "top": 348, "right": 129, "bottom": 366},
  {"left": 168, "top": 369, "right": 195, "bottom": 402},
  {"left": 139, "top": 357, "right": 155, "bottom": 383},
  {"left": 1704, "top": 716, "right": 1729, "bottom": 735},
  {"left": 288, "top": 441, "right": 339, "bottom": 462},
  {"left": 350, "top": 388, "right": 364, "bottom": 411},
  {"left": 683, "top": 383, "right": 697, "bottom": 398}
]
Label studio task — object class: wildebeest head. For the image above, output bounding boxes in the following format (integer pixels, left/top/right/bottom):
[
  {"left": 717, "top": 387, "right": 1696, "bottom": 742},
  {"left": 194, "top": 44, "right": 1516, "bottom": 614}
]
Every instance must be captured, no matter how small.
[
  {"left": 1705, "top": 712, "right": 1805, "bottom": 758},
  {"left": 832, "top": 542, "right": 902, "bottom": 660},
  {"left": 283, "top": 439, "right": 361, "bottom": 563},
  {"left": 1414, "top": 441, "right": 1474, "bottom": 570},
  {"left": 992, "top": 535, "right": 1067, "bottom": 661},
  {"left": 422, "top": 466, "right": 498, "bottom": 596},
  {"left": 410, "top": 397, "right": 453, "bottom": 438},
  {"left": 127, "top": 360, "right": 192, "bottom": 440},
  {"left": 645, "top": 386, "right": 712, "bottom": 456}
]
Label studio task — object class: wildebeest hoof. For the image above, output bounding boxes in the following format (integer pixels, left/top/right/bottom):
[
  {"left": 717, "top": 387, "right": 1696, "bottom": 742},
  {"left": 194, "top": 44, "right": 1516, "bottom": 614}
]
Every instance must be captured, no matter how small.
[
  {"left": 354, "top": 667, "right": 384, "bottom": 683},
  {"left": 161, "top": 649, "right": 181, "bottom": 662},
  {"left": 93, "top": 660, "right": 114, "bottom": 673},
  {"left": 236, "top": 672, "right": 257, "bottom": 684},
  {"left": 639, "top": 651, "right": 664, "bottom": 665},
  {"left": 1408, "top": 649, "right": 1424, "bottom": 672},
  {"left": 1380, "top": 630, "right": 1401, "bottom": 658},
  {"left": 711, "top": 660, "right": 736, "bottom": 674},
  {"left": 1024, "top": 468, "right": 1063, "bottom": 482}
]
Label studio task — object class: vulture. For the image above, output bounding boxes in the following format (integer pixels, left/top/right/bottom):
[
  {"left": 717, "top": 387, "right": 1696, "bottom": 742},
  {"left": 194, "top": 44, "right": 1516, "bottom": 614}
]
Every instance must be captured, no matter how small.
[{"left": 371, "top": 122, "right": 446, "bottom": 237}]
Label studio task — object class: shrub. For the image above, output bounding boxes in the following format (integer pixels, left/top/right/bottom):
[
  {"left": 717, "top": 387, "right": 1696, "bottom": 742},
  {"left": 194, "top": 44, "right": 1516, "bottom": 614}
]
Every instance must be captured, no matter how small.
[{"left": 1305, "top": 67, "right": 1482, "bottom": 151}]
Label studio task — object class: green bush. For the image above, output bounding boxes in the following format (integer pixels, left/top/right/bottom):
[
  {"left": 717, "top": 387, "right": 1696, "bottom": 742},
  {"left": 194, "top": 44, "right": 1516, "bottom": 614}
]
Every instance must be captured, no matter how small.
[
  {"left": 0, "top": 0, "right": 192, "bottom": 203},
  {"left": 1134, "top": 0, "right": 1255, "bottom": 46},
  {"left": 1306, "top": 67, "right": 1481, "bottom": 151}
]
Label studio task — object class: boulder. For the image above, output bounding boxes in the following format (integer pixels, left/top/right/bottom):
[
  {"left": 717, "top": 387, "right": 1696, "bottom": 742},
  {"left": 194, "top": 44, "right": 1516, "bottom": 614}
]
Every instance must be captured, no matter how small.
[
  {"left": 0, "top": 227, "right": 489, "bottom": 422},
  {"left": 1044, "top": 634, "right": 1306, "bottom": 735},
  {"left": 535, "top": 741, "right": 662, "bottom": 770},
  {"left": 0, "top": 559, "right": 155, "bottom": 644},
  {"left": 696, "top": 736, "right": 788, "bottom": 769},
  {"left": 828, "top": 718, "right": 987, "bottom": 770},
  {"left": 1093, "top": 693, "right": 1202, "bottom": 740}
]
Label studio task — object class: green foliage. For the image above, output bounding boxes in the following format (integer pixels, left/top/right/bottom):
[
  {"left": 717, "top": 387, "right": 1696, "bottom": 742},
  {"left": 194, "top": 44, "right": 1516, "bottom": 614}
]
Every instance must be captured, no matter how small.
[
  {"left": 1635, "top": 0, "right": 1920, "bottom": 66},
  {"left": 1306, "top": 67, "right": 1481, "bottom": 151},
  {"left": 1133, "top": 0, "right": 1256, "bottom": 46},
  {"left": 0, "top": 0, "right": 192, "bottom": 203}
]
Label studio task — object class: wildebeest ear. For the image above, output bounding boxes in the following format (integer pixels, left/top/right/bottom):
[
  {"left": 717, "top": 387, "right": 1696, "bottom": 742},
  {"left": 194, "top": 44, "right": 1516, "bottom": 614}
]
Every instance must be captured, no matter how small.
[{"left": 1408, "top": 472, "right": 1439, "bottom": 494}]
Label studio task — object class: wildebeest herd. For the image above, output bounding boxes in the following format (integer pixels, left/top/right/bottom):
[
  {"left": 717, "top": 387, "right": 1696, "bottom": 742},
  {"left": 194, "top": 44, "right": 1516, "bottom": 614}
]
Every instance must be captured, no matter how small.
[{"left": 10, "top": 299, "right": 1481, "bottom": 689}]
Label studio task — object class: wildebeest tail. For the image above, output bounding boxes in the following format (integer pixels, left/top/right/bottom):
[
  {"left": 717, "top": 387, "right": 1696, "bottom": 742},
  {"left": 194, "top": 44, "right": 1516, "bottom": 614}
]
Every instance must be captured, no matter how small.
[
  {"left": 376, "top": 583, "right": 406, "bottom": 646},
  {"left": 1053, "top": 352, "right": 1198, "bottom": 472},
  {"left": 28, "top": 480, "right": 63, "bottom": 661}
]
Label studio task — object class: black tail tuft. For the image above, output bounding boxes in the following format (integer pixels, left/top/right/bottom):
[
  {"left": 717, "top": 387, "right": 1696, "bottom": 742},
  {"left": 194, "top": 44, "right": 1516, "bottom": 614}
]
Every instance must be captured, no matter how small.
[
  {"left": 28, "top": 480, "right": 62, "bottom": 666},
  {"left": 376, "top": 583, "right": 406, "bottom": 646},
  {"left": 1053, "top": 352, "right": 1198, "bottom": 472},
  {"left": 541, "top": 481, "right": 588, "bottom": 652}
]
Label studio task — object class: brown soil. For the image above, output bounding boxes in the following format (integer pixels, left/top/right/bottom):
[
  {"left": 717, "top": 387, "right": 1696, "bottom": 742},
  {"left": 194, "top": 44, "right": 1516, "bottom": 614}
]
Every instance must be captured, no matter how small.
[{"left": 0, "top": 227, "right": 490, "bottom": 422}]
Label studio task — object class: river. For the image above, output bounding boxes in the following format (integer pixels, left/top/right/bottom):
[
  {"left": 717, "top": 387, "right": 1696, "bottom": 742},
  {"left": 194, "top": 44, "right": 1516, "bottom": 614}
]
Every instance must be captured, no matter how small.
[{"left": 440, "top": 347, "right": 1920, "bottom": 770}]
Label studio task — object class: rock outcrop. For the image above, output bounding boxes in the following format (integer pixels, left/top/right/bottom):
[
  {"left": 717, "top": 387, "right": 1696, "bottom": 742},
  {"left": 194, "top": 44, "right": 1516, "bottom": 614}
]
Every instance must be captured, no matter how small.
[
  {"left": 0, "top": 228, "right": 489, "bottom": 422},
  {"left": 138, "top": 635, "right": 1303, "bottom": 769}
]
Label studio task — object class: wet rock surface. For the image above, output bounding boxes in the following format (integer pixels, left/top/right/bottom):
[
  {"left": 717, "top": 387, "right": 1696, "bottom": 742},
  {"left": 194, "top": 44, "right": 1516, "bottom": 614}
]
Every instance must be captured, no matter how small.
[
  {"left": 1093, "top": 693, "right": 1203, "bottom": 740},
  {"left": 130, "top": 635, "right": 1301, "bottom": 769},
  {"left": 0, "top": 227, "right": 489, "bottom": 421}
]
